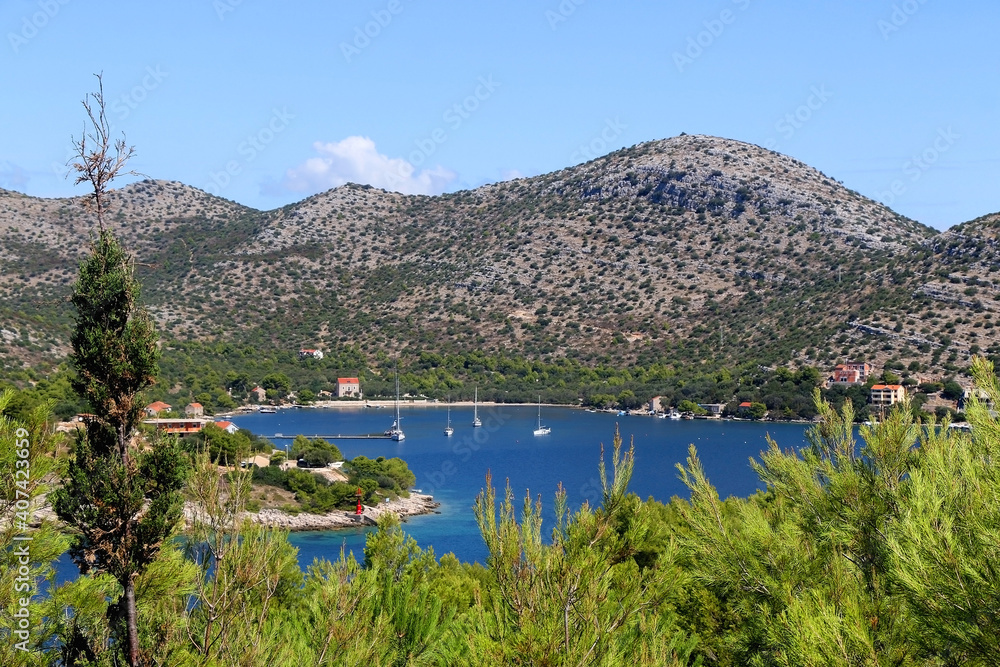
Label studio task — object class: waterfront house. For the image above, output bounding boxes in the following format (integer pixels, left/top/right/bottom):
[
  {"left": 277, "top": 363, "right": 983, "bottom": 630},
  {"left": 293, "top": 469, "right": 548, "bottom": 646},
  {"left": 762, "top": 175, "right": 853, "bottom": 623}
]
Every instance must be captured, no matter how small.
[
  {"left": 250, "top": 386, "right": 267, "bottom": 402},
  {"left": 649, "top": 396, "right": 663, "bottom": 413},
  {"left": 336, "top": 377, "right": 362, "bottom": 398},
  {"left": 698, "top": 403, "right": 726, "bottom": 418},
  {"left": 214, "top": 420, "right": 239, "bottom": 434},
  {"left": 185, "top": 402, "right": 204, "bottom": 417},
  {"left": 143, "top": 418, "right": 209, "bottom": 434},
  {"left": 870, "top": 384, "right": 906, "bottom": 407}
]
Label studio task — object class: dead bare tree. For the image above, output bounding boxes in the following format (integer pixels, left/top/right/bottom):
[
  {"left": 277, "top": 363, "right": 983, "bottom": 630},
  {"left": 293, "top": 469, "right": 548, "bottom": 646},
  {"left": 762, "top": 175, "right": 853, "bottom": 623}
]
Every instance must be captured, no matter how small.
[
  {"left": 53, "top": 74, "right": 187, "bottom": 667},
  {"left": 68, "top": 72, "right": 142, "bottom": 231}
]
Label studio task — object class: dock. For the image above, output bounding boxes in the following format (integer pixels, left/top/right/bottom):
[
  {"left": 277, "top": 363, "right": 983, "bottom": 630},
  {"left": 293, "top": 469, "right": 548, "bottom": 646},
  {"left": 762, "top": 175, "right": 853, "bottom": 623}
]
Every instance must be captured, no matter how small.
[{"left": 267, "top": 433, "right": 392, "bottom": 440}]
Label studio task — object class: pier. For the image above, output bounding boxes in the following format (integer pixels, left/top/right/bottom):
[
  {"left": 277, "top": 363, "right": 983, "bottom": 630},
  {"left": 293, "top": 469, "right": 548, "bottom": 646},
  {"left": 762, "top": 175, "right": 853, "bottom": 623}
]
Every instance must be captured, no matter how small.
[{"left": 267, "top": 433, "right": 392, "bottom": 440}]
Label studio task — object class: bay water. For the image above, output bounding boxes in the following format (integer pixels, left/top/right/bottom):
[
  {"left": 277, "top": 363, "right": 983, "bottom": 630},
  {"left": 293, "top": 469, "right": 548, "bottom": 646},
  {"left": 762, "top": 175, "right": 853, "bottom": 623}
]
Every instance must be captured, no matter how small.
[{"left": 231, "top": 405, "right": 815, "bottom": 567}]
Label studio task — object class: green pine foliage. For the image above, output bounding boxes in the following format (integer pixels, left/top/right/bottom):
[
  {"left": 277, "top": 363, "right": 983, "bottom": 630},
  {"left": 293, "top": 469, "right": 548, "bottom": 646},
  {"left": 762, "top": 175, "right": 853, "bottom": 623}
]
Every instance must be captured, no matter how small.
[
  {"left": 469, "top": 428, "right": 700, "bottom": 665},
  {"left": 68, "top": 231, "right": 159, "bottom": 455},
  {"left": 51, "top": 228, "right": 189, "bottom": 666},
  {"left": 0, "top": 392, "right": 70, "bottom": 666},
  {"left": 10, "top": 362, "right": 1000, "bottom": 663}
]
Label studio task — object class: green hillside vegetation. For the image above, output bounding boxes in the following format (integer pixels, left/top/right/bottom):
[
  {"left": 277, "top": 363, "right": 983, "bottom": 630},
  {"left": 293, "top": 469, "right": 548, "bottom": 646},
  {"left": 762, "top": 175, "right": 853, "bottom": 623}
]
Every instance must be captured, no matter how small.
[
  {"left": 2, "top": 135, "right": 998, "bottom": 400},
  {"left": 5, "top": 360, "right": 1000, "bottom": 664}
]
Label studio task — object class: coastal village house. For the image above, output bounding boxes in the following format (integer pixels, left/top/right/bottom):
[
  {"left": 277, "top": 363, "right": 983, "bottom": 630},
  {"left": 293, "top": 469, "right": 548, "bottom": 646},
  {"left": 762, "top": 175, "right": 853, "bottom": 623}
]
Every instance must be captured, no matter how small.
[
  {"left": 336, "top": 377, "right": 361, "bottom": 398},
  {"left": 144, "top": 401, "right": 172, "bottom": 417},
  {"left": 960, "top": 386, "right": 996, "bottom": 412},
  {"left": 299, "top": 348, "right": 324, "bottom": 360},
  {"left": 185, "top": 402, "right": 204, "bottom": 417},
  {"left": 829, "top": 361, "right": 872, "bottom": 386},
  {"left": 143, "top": 418, "right": 209, "bottom": 435},
  {"left": 870, "top": 384, "right": 906, "bottom": 407},
  {"left": 250, "top": 386, "right": 267, "bottom": 402},
  {"left": 699, "top": 403, "right": 726, "bottom": 418},
  {"left": 214, "top": 420, "right": 239, "bottom": 434},
  {"left": 649, "top": 396, "right": 663, "bottom": 413},
  {"left": 240, "top": 453, "right": 272, "bottom": 469}
]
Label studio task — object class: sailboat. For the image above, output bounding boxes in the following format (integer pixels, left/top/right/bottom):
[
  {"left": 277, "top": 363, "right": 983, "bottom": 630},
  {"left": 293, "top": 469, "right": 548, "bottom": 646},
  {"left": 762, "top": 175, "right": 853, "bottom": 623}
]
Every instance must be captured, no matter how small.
[
  {"left": 472, "top": 387, "right": 482, "bottom": 427},
  {"left": 444, "top": 399, "right": 454, "bottom": 437},
  {"left": 533, "top": 396, "right": 551, "bottom": 436},
  {"left": 388, "top": 366, "right": 405, "bottom": 441}
]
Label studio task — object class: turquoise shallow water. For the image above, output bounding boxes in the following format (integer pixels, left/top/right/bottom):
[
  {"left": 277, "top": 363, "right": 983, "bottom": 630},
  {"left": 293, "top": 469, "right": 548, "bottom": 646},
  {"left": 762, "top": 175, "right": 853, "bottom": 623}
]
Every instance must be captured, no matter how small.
[{"left": 231, "top": 406, "right": 815, "bottom": 567}]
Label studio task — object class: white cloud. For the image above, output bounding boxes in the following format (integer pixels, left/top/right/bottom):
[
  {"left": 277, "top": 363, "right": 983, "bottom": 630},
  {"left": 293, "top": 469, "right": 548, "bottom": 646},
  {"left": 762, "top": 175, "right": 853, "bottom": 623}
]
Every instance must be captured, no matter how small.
[{"left": 282, "top": 136, "right": 456, "bottom": 196}]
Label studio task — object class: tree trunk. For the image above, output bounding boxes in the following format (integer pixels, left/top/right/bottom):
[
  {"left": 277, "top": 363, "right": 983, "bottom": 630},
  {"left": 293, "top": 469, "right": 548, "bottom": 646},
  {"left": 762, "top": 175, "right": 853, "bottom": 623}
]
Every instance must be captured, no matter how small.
[{"left": 125, "top": 579, "right": 140, "bottom": 666}]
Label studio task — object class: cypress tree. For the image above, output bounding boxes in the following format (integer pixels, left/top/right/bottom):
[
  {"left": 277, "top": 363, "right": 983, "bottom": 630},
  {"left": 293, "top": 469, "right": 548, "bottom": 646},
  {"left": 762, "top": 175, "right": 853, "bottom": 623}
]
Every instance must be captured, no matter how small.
[{"left": 51, "top": 75, "right": 188, "bottom": 667}]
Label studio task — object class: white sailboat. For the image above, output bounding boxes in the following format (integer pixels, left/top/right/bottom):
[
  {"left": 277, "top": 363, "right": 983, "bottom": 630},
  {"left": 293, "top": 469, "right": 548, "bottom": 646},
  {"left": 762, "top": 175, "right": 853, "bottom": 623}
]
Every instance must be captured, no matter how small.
[
  {"left": 444, "top": 399, "right": 454, "bottom": 436},
  {"left": 388, "top": 367, "right": 405, "bottom": 441},
  {"left": 472, "top": 387, "right": 482, "bottom": 427},
  {"left": 533, "top": 396, "right": 551, "bottom": 436}
]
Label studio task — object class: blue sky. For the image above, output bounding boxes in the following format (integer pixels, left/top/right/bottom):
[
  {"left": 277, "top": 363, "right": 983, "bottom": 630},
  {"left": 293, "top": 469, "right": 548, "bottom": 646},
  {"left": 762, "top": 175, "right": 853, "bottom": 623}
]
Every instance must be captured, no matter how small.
[{"left": 1, "top": 0, "right": 997, "bottom": 229}]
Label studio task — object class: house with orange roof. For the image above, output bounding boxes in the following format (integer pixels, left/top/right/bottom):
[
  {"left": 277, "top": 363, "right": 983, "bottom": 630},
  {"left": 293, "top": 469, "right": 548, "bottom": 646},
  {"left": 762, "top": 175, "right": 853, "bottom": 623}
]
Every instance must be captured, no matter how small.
[
  {"left": 336, "top": 377, "right": 361, "bottom": 398},
  {"left": 144, "top": 401, "right": 172, "bottom": 417},
  {"left": 185, "top": 402, "right": 204, "bottom": 417},
  {"left": 830, "top": 361, "right": 872, "bottom": 386},
  {"left": 214, "top": 420, "right": 239, "bottom": 434},
  {"left": 143, "top": 418, "right": 209, "bottom": 434},
  {"left": 870, "top": 384, "right": 905, "bottom": 407}
]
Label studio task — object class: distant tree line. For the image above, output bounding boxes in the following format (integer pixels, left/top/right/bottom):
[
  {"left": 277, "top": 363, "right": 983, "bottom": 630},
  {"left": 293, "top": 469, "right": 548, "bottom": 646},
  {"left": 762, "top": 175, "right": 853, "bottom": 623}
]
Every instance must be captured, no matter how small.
[{"left": 1, "top": 347, "right": 977, "bottom": 425}]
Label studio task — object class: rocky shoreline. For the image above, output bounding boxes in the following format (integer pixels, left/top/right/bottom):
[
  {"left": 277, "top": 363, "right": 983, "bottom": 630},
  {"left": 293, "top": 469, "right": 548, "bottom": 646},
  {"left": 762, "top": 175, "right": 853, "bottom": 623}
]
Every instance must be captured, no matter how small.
[
  {"left": 17, "top": 492, "right": 439, "bottom": 534},
  {"left": 183, "top": 492, "right": 440, "bottom": 531}
]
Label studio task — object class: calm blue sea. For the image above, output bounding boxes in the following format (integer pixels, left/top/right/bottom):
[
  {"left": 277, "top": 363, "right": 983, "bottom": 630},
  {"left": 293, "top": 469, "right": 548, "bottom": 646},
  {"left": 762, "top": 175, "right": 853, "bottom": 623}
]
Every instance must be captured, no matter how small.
[{"left": 230, "top": 405, "right": 815, "bottom": 567}]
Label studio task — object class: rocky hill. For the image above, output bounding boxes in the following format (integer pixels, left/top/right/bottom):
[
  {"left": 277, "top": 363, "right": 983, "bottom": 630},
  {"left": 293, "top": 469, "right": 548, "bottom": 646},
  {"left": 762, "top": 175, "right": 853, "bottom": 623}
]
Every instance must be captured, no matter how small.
[{"left": 1, "top": 134, "right": 995, "bottom": 380}]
